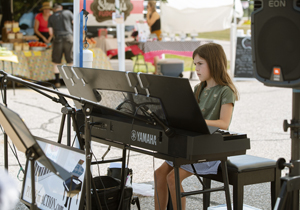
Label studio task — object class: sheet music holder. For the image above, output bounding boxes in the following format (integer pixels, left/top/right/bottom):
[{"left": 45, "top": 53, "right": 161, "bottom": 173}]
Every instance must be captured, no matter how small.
[
  {"left": 0, "top": 103, "right": 72, "bottom": 209},
  {"left": 58, "top": 66, "right": 218, "bottom": 135}
]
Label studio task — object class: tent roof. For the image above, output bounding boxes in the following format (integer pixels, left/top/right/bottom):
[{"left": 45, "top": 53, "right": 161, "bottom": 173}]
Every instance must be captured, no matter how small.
[{"left": 163, "top": 0, "right": 236, "bottom": 10}]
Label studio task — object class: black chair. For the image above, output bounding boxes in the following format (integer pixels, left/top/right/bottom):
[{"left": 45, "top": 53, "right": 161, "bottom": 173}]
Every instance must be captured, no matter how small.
[
  {"left": 201, "top": 155, "right": 281, "bottom": 209},
  {"left": 167, "top": 159, "right": 232, "bottom": 210}
]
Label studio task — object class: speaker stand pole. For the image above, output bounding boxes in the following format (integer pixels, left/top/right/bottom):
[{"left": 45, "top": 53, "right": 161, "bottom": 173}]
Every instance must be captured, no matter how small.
[
  {"left": 275, "top": 88, "right": 300, "bottom": 210},
  {"left": 288, "top": 88, "right": 300, "bottom": 209}
]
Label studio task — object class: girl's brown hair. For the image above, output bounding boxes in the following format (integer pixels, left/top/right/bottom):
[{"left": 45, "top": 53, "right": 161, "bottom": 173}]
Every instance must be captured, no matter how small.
[{"left": 193, "top": 43, "right": 239, "bottom": 102}]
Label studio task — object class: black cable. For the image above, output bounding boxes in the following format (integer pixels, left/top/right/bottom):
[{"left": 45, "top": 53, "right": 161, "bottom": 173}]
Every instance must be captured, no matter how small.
[
  {"left": 117, "top": 104, "right": 146, "bottom": 210},
  {"left": 8, "top": 141, "right": 25, "bottom": 174},
  {"left": 90, "top": 149, "right": 104, "bottom": 210},
  {"left": 116, "top": 99, "right": 160, "bottom": 114},
  {"left": 90, "top": 124, "right": 108, "bottom": 210},
  {"left": 0, "top": 125, "right": 25, "bottom": 176},
  {"left": 0, "top": 123, "right": 25, "bottom": 177},
  {"left": 71, "top": 135, "right": 77, "bottom": 147},
  {"left": 1, "top": 76, "right": 6, "bottom": 103},
  {"left": 0, "top": 77, "right": 25, "bottom": 179}
]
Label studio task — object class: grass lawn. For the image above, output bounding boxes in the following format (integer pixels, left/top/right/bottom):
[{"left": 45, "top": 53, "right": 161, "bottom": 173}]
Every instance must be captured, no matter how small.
[{"left": 132, "top": 24, "right": 251, "bottom": 73}]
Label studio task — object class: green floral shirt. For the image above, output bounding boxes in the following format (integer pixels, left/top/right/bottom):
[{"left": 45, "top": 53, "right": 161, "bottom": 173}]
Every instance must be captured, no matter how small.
[{"left": 194, "top": 83, "right": 235, "bottom": 121}]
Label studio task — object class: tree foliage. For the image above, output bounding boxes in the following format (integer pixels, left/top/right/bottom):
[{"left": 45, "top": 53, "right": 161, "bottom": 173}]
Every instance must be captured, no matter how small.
[{"left": 12, "top": 0, "right": 73, "bottom": 21}]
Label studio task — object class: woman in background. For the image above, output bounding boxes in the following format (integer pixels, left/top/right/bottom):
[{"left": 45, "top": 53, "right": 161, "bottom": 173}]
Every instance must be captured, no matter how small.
[
  {"left": 34, "top": 2, "right": 52, "bottom": 43},
  {"left": 146, "top": 0, "right": 161, "bottom": 41}
]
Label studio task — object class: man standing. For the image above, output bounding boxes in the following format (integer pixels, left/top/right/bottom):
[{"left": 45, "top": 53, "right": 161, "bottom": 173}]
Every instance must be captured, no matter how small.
[{"left": 48, "top": 3, "right": 73, "bottom": 88}]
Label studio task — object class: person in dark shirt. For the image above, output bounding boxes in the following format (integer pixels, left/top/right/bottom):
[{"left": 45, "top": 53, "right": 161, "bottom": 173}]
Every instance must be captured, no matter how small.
[
  {"left": 146, "top": 0, "right": 161, "bottom": 41},
  {"left": 48, "top": 3, "right": 73, "bottom": 88}
]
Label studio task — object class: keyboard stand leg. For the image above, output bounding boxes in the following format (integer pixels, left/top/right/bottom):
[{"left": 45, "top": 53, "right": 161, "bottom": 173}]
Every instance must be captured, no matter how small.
[
  {"left": 174, "top": 166, "right": 182, "bottom": 210},
  {"left": 221, "top": 160, "right": 232, "bottom": 210},
  {"left": 117, "top": 148, "right": 127, "bottom": 210}
]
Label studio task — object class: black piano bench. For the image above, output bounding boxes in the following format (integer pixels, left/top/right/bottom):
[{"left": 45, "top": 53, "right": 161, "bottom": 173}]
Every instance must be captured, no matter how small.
[{"left": 201, "top": 155, "right": 281, "bottom": 210}]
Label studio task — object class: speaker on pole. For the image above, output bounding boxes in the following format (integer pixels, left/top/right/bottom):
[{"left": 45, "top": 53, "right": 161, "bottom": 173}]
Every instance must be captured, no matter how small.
[{"left": 251, "top": 0, "right": 300, "bottom": 88}]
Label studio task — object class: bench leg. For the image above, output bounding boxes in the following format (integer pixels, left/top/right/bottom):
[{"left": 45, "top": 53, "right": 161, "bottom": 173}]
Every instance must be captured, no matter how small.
[
  {"left": 271, "top": 168, "right": 281, "bottom": 208},
  {"left": 203, "top": 178, "right": 211, "bottom": 210},
  {"left": 232, "top": 174, "right": 243, "bottom": 210}
]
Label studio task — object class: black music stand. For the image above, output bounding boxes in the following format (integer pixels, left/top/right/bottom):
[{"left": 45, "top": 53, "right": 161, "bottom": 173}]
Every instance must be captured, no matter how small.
[
  {"left": 0, "top": 70, "right": 131, "bottom": 210},
  {"left": 0, "top": 103, "right": 72, "bottom": 210},
  {"left": 58, "top": 66, "right": 218, "bottom": 134}
]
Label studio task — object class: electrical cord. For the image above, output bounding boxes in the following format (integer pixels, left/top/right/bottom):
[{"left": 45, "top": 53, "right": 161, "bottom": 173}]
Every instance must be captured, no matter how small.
[
  {"left": 0, "top": 126, "right": 25, "bottom": 178},
  {"left": 90, "top": 147, "right": 105, "bottom": 210},
  {"left": 89, "top": 124, "right": 107, "bottom": 210},
  {"left": 116, "top": 104, "right": 145, "bottom": 210}
]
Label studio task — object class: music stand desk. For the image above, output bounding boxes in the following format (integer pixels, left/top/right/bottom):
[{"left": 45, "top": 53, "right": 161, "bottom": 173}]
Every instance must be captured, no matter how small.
[{"left": 0, "top": 103, "right": 72, "bottom": 210}]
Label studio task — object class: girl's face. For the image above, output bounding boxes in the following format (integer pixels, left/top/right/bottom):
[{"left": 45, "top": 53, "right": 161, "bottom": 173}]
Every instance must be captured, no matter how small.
[{"left": 194, "top": 54, "right": 211, "bottom": 82}]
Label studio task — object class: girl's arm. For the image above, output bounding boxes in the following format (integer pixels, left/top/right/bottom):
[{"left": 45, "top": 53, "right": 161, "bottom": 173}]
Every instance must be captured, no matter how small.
[{"left": 205, "top": 103, "right": 233, "bottom": 130}]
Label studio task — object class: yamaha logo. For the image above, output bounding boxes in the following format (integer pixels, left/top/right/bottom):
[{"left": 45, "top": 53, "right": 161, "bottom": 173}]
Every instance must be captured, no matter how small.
[
  {"left": 130, "top": 130, "right": 157, "bottom": 145},
  {"left": 131, "top": 130, "right": 137, "bottom": 141}
]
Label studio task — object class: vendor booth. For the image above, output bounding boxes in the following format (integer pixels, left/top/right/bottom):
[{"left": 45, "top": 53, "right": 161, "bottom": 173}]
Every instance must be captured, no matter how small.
[{"left": 0, "top": 47, "right": 112, "bottom": 81}]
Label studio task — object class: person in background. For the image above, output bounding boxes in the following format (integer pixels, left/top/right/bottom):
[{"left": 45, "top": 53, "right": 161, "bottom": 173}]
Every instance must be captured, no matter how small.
[
  {"left": 34, "top": 2, "right": 52, "bottom": 43},
  {"left": 48, "top": 3, "right": 73, "bottom": 88},
  {"left": 146, "top": 0, "right": 161, "bottom": 41},
  {"left": 146, "top": 1, "right": 161, "bottom": 75},
  {"left": 154, "top": 43, "right": 239, "bottom": 210}
]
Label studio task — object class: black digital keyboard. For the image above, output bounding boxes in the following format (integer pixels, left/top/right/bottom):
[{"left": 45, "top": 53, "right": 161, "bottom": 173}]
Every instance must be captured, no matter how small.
[{"left": 76, "top": 111, "right": 250, "bottom": 162}]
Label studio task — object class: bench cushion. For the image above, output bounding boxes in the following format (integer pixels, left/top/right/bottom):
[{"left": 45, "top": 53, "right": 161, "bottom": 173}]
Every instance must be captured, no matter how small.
[{"left": 227, "top": 155, "right": 276, "bottom": 172}]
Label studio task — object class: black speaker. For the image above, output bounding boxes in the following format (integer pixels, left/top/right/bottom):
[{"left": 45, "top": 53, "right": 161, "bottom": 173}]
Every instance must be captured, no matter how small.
[{"left": 251, "top": 0, "right": 300, "bottom": 87}]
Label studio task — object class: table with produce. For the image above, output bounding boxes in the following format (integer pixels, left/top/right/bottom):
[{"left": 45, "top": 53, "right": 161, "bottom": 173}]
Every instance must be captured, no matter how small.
[{"left": 1, "top": 41, "right": 112, "bottom": 81}]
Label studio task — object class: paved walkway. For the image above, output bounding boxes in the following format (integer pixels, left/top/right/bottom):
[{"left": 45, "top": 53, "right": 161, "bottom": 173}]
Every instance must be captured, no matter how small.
[{"left": 0, "top": 75, "right": 294, "bottom": 209}]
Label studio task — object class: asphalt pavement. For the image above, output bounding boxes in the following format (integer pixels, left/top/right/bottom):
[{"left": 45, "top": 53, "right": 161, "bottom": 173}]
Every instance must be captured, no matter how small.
[{"left": 0, "top": 71, "right": 295, "bottom": 210}]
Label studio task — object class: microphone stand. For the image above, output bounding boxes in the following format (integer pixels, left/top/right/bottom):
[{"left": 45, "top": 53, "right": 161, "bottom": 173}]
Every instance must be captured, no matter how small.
[
  {"left": 0, "top": 71, "right": 148, "bottom": 210},
  {"left": 0, "top": 71, "right": 98, "bottom": 210},
  {"left": 1, "top": 75, "right": 8, "bottom": 170},
  {"left": 25, "top": 85, "right": 84, "bottom": 149}
]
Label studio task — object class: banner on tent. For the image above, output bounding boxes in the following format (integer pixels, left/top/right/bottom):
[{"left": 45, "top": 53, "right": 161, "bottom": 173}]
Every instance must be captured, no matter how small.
[{"left": 90, "top": 0, "right": 133, "bottom": 23}]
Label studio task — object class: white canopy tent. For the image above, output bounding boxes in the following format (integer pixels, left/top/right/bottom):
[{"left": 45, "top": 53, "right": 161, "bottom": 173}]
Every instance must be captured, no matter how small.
[{"left": 160, "top": 0, "right": 243, "bottom": 34}]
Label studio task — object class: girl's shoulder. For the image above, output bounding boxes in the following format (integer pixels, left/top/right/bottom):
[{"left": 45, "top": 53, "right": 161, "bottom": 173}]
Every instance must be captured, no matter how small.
[
  {"left": 193, "top": 82, "right": 204, "bottom": 92},
  {"left": 214, "top": 85, "right": 234, "bottom": 97},
  {"left": 220, "top": 85, "right": 233, "bottom": 92},
  {"left": 152, "top": 11, "right": 160, "bottom": 18},
  {"left": 219, "top": 85, "right": 236, "bottom": 102}
]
